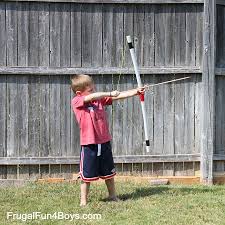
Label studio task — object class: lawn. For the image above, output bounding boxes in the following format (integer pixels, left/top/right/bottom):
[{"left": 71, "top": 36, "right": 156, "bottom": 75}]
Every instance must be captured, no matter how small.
[{"left": 0, "top": 180, "right": 225, "bottom": 225}]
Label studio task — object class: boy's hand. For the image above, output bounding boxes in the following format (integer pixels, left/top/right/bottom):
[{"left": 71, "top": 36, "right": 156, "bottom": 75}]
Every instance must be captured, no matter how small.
[
  {"left": 137, "top": 86, "right": 145, "bottom": 95},
  {"left": 110, "top": 90, "right": 120, "bottom": 97}
]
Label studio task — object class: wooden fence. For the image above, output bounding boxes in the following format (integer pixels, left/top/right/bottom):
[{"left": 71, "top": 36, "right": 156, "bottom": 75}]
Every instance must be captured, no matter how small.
[{"left": 0, "top": 0, "right": 224, "bottom": 183}]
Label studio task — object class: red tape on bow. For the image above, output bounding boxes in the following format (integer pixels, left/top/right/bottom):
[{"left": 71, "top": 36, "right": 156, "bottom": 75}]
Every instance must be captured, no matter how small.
[{"left": 139, "top": 93, "right": 144, "bottom": 102}]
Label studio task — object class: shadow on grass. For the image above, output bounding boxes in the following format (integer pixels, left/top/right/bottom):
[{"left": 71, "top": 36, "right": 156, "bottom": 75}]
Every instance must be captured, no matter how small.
[{"left": 112, "top": 185, "right": 222, "bottom": 201}]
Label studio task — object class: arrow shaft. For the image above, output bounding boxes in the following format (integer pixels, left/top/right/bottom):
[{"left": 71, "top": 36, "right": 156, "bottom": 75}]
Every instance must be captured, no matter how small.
[{"left": 145, "top": 76, "right": 190, "bottom": 89}]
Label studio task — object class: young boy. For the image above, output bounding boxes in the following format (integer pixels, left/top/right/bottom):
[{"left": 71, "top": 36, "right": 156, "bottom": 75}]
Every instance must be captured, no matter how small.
[{"left": 71, "top": 74, "right": 145, "bottom": 206}]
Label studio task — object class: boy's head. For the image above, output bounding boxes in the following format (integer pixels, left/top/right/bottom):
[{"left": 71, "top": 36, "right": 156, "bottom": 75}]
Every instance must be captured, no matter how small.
[{"left": 71, "top": 74, "right": 94, "bottom": 95}]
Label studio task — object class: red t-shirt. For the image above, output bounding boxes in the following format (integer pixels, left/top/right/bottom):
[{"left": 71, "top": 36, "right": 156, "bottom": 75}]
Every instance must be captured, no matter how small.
[{"left": 71, "top": 95, "right": 113, "bottom": 145}]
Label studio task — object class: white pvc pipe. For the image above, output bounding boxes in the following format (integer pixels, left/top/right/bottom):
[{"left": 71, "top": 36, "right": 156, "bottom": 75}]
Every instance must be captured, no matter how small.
[{"left": 126, "top": 36, "right": 150, "bottom": 152}]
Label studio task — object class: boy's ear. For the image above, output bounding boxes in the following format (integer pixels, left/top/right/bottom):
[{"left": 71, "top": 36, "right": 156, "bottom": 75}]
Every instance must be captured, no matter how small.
[{"left": 76, "top": 91, "right": 81, "bottom": 96}]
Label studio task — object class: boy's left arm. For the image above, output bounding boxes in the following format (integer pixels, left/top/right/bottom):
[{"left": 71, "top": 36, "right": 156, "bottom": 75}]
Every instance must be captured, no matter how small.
[{"left": 111, "top": 87, "right": 145, "bottom": 101}]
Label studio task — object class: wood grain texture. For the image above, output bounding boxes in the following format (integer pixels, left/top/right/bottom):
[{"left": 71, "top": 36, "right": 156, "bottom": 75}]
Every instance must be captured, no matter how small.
[
  {"left": 6, "top": 3, "right": 18, "bottom": 66},
  {"left": 39, "top": 3, "right": 50, "bottom": 66},
  {"left": 71, "top": 3, "right": 82, "bottom": 67},
  {"left": 0, "top": 3, "right": 6, "bottom": 66},
  {"left": 200, "top": 0, "right": 216, "bottom": 184},
  {"left": 7, "top": 76, "right": 18, "bottom": 157},
  {"left": 18, "top": 2, "right": 29, "bottom": 67},
  {"left": 5, "top": 0, "right": 204, "bottom": 3},
  {"left": 0, "top": 76, "right": 6, "bottom": 158}
]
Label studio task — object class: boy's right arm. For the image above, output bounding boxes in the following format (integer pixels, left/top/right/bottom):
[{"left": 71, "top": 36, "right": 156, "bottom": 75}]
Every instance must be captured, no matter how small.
[{"left": 84, "top": 91, "right": 120, "bottom": 103}]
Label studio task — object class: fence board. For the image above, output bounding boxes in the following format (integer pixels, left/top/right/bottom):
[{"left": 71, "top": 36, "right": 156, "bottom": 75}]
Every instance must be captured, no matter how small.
[
  {"left": 220, "top": 77, "right": 225, "bottom": 154},
  {"left": 0, "top": 76, "right": 6, "bottom": 158},
  {"left": 174, "top": 75, "right": 185, "bottom": 154},
  {"left": 174, "top": 162, "right": 184, "bottom": 175},
  {"left": 215, "top": 78, "right": 223, "bottom": 154},
  {"left": 39, "top": 3, "right": 50, "bottom": 66},
  {"left": 7, "top": 76, "right": 18, "bottom": 157},
  {"left": 163, "top": 162, "right": 174, "bottom": 176},
  {"left": 0, "top": 3, "right": 6, "bottom": 66},
  {"left": 71, "top": 3, "right": 82, "bottom": 67},
  {"left": 134, "top": 4, "right": 145, "bottom": 66},
  {"left": 103, "top": 4, "right": 114, "bottom": 67},
  {"left": 39, "top": 76, "right": 50, "bottom": 157},
  {"left": 175, "top": 5, "right": 186, "bottom": 65},
  {"left": 163, "top": 77, "right": 175, "bottom": 154},
  {"left": 123, "top": 75, "right": 134, "bottom": 155},
  {"left": 82, "top": 5, "right": 93, "bottom": 67},
  {"left": 215, "top": 77, "right": 225, "bottom": 154},
  {"left": 17, "top": 76, "right": 29, "bottom": 157},
  {"left": 184, "top": 75, "right": 195, "bottom": 153},
  {"left": 183, "top": 162, "right": 194, "bottom": 176},
  {"left": 120, "top": 75, "right": 128, "bottom": 155},
  {"left": 28, "top": 76, "right": 40, "bottom": 157},
  {"left": 143, "top": 5, "right": 155, "bottom": 67},
  {"left": 7, "top": 165, "right": 18, "bottom": 179},
  {"left": 122, "top": 74, "right": 134, "bottom": 154},
  {"left": 165, "top": 5, "right": 175, "bottom": 66},
  {"left": 92, "top": 4, "right": 103, "bottom": 66},
  {"left": 18, "top": 3, "right": 29, "bottom": 66},
  {"left": 186, "top": 5, "right": 197, "bottom": 66},
  {"left": 153, "top": 75, "right": 164, "bottom": 154},
  {"left": 155, "top": 5, "right": 166, "bottom": 66},
  {"left": 115, "top": 5, "right": 124, "bottom": 67},
  {"left": 201, "top": 0, "right": 216, "bottom": 184},
  {"left": 194, "top": 74, "right": 201, "bottom": 153},
  {"left": 196, "top": 4, "right": 203, "bottom": 67},
  {"left": 216, "top": 6, "right": 225, "bottom": 67},
  {"left": 124, "top": 4, "right": 133, "bottom": 67},
  {"left": 6, "top": 3, "right": 18, "bottom": 66},
  {"left": 50, "top": 3, "right": 61, "bottom": 66},
  {"left": 29, "top": 3, "right": 39, "bottom": 66},
  {"left": 60, "top": 3, "right": 71, "bottom": 67},
  {"left": 60, "top": 76, "right": 71, "bottom": 157},
  {"left": 49, "top": 76, "right": 61, "bottom": 156},
  {"left": 112, "top": 75, "right": 124, "bottom": 155}
]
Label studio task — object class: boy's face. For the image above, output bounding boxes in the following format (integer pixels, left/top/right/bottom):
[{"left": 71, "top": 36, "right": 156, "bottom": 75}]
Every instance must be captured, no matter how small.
[{"left": 76, "top": 83, "right": 95, "bottom": 96}]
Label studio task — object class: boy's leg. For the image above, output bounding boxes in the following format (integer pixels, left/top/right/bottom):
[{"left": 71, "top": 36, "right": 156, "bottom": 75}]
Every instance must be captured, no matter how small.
[
  {"left": 80, "top": 181, "right": 90, "bottom": 206},
  {"left": 105, "top": 178, "right": 118, "bottom": 201},
  {"left": 99, "top": 142, "right": 118, "bottom": 200},
  {"left": 79, "top": 145, "right": 99, "bottom": 206}
]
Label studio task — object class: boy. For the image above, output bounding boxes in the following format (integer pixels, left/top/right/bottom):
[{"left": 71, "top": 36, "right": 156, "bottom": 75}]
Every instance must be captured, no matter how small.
[{"left": 71, "top": 74, "right": 145, "bottom": 206}]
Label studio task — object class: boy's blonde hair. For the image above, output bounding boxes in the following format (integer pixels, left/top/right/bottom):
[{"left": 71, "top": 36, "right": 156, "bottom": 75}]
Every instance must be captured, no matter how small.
[{"left": 71, "top": 74, "right": 93, "bottom": 93}]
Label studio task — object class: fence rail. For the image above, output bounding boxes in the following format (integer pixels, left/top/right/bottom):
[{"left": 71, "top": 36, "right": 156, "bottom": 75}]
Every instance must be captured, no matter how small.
[
  {"left": 0, "top": 67, "right": 202, "bottom": 75},
  {"left": 3, "top": 0, "right": 204, "bottom": 4}
]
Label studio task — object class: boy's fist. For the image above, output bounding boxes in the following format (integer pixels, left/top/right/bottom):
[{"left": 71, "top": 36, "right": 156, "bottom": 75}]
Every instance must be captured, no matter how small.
[
  {"left": 110, "top": 90, "right": 120, "bottom": 97},
  {"left": 137, "top": 86, "right": 145, "bottom": 95}
]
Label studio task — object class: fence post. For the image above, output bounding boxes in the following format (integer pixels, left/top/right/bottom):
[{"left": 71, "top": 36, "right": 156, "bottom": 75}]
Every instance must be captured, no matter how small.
[{"left": 201, "top": 0, "right": 216, "bottom": 184}]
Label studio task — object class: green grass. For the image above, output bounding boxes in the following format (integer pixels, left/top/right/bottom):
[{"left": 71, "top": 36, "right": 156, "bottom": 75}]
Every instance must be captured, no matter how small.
[{"left": 0, "top": 181, "right": 225, "bottom": 225}]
